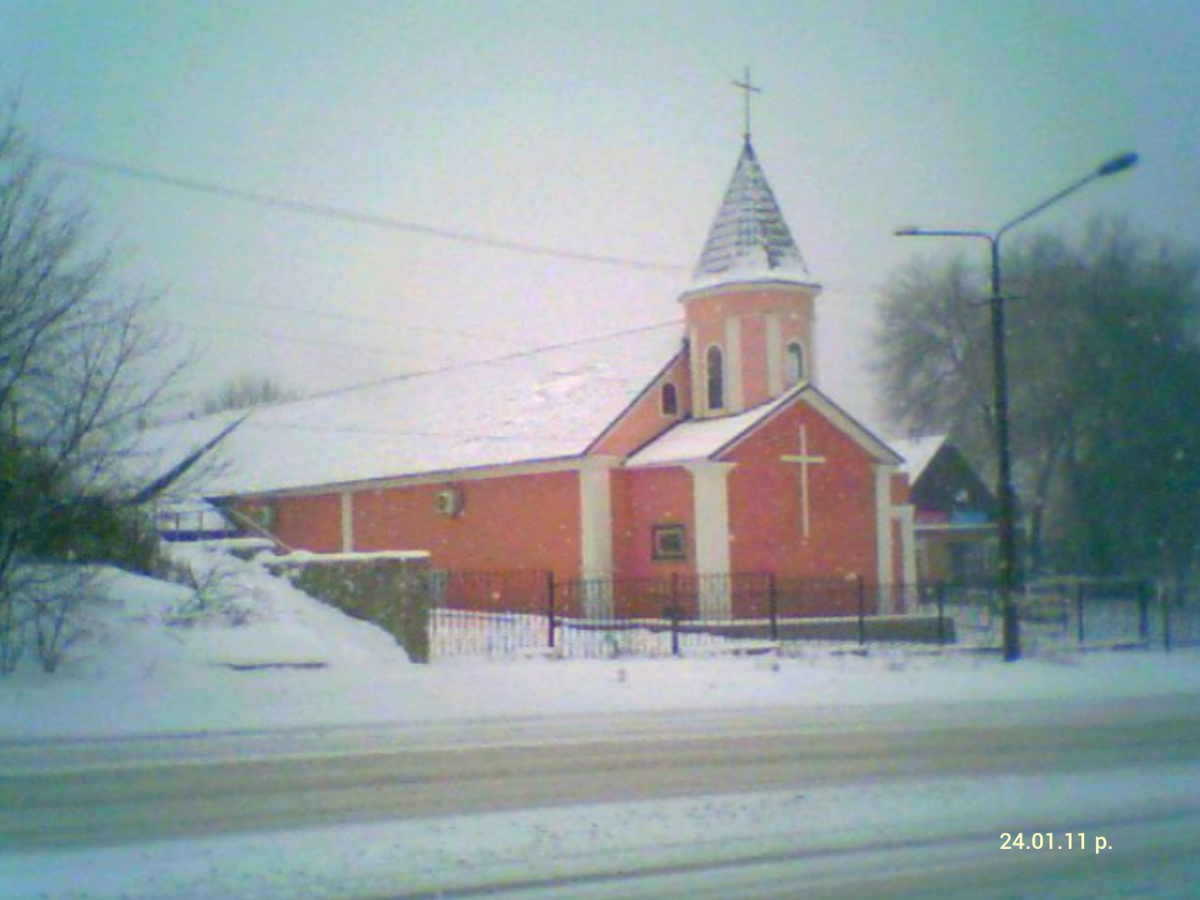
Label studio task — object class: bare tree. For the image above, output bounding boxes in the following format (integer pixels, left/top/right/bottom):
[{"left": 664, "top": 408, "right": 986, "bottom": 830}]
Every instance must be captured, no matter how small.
[
  {"left": 200, "top": 373, "right": 300, "bottom": 415},
  {"left": 877, "top": 217, "right": 1200, "bottom": 583},
  {"left": 0, "top": 106, "right": 185, "bottom": 672}
]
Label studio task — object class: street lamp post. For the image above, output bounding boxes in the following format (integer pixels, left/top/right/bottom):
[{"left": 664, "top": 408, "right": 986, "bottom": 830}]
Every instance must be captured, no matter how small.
[{"left": 896, "top": 151, "right": 1138, "bottom": 662}]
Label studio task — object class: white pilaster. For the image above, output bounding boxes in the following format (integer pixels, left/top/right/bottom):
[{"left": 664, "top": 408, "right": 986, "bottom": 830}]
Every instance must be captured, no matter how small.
[
  {"left": 766, "top": 313, "right": 783, "bottom": 396},
  {"left": 580, "top": 458, "right": 615, "bottom": 578},
  {"left": 687, "top": 461, "right": 735, "bottom": 618},
  {"left": 580, "top": 457, "right": 617, "bottom": 616},
  {"left": 894, "top": 504, "right": 918, "bottom": 588},
  {"left": 724, "top": 317, "right": 743, "bottom": 413},
  {"left": 874, "top": 464, "right": 895, "bottom": 611},
  {"left": 688, "top": 325, "right": 703, "bottom": 416},
  {"left": 340, "top": 491, "right": 355, "bottom": 553}
]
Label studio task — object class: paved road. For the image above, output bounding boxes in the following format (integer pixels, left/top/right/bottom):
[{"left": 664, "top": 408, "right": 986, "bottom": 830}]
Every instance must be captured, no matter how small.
[
  {"left": 445, "top": 810, "right": 1200, "bottom": 900},
  {"left": 3, "top": 695, "right": 1199, "bottom": 854}
]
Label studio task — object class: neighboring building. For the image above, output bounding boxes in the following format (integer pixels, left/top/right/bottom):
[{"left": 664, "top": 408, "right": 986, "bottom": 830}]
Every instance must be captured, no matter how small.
[
  {"left": 155, "top": 499, "right": 238, "bottom": 542},
  {"left": 145, "top": 135, "right": 918, "bottom": 614},
  {"left": 891, "top": 436, "right": 997, "bottom": 585}
]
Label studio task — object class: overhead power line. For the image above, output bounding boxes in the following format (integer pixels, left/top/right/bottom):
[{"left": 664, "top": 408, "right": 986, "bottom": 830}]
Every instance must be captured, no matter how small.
[
  {"left": 158, "top": 316, "right": 684, "bottom": 425},
  {"left": 300, "top": 317, "right": 682, "bottom": 403},
  {"left": 189, "top": 295, "right": 536, "bottom": 348},
  {"left": 44, "top": 150, "right": 690, "bottom": 274},
  {"left": 244, "top": 418, "right": 577, "bottom": 444},
  {"left": 45, "top": 150, "right": 887, "bottom": 298},
  {"left": 174, "top": 321, "right": 465, "bottom": 362},
  {"left": 169, "top": 304, "right": 681, "bottom": 372}
]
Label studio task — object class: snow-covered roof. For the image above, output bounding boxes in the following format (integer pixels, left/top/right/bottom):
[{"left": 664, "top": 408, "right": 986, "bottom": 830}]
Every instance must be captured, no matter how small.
[
  {"left": 137, "top": 326, "right": 685, "bottom": 496},
  {"left": 627, "top": 391, "right": 796, "bottom": 467},
  {"left": 888, "top": 435, "right": 947, "bottom": 482},
  {"left": 627, "top": 384, "right": 901, "bottom": 469},
  {"left": 692, "top": 138, "right": 811, "bottom": 284}
]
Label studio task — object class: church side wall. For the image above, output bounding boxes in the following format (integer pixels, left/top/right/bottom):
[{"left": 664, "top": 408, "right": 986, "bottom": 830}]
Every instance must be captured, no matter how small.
[
  {"left": 262, "top": 493, "right": 343, "bottom": 553},
  {"left": 611, "top": 467, "right": 695, "bottom": 581},
  {"left": 351, "top": 469, "right": 582, "bottom": 581},
  {"left": 724, "top": 401, "right": 879, "bottom": 584}
]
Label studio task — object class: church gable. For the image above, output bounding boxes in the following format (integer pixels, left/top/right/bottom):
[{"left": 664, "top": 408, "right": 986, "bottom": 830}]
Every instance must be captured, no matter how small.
[
  {"left": 719, "top": 397, "right": 886, "bottom": 580},
  {"left": 621, "top": 383, "right": 909, "bottom": 587},
  {"left": 588, "top": 346, "right": 690, "bottom": 458}
]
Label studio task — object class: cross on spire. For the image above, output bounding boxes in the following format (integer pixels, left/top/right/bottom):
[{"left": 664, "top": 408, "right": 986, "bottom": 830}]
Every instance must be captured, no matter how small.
[{"left": 732, "top": 66, "right": 762, "bottom": 144}]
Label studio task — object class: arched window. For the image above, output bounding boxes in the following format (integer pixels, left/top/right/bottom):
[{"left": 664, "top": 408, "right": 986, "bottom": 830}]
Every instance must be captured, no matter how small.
[
  {"left": 706, "top": 345, "right": 725, "bottom": 410},
  {"left": 660, "top": 383, "right": 678, "bottom": 416},
  {"left": 785, "top": 341, "right": 806, "bottom": 386}
]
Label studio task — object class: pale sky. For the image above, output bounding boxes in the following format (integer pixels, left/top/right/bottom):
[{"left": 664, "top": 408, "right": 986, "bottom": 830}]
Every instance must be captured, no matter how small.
[{"left": 2, "top": 0, "right": 1195, "bottom": 430}]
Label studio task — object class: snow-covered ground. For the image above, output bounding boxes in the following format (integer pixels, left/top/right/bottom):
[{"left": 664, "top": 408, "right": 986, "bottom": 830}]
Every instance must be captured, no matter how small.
[
  {"left": 2, "top": 545, "right": 1197, "bottom": 740},
  {"left": 2, "top": 545, "right": 1198, "bottom": 899}
]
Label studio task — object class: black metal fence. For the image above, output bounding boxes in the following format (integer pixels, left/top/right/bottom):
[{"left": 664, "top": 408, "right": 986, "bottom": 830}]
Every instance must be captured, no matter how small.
[
  {"left": 428, "top": 570, "right": 1199, "bottom": 659},
  {"left": 915, "top": 578, "right": 1199, "bottom": 653}
]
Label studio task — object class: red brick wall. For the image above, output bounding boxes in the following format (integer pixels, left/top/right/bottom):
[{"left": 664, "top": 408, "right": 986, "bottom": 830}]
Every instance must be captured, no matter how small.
[
  {"left": 611, "top": 466, "right": 695, "bottom": 581},
  {"left": 352, "top": 469, "right": 582, "bottom": 580},
  {"left": 740, "top": 313, "right": 770, "bottom": 404},
  {"left": 724, "top": 401, "right": 879, "bottom": 582},
  {"left": 258, "top": 493, "right": 343, "bottom": 553}
]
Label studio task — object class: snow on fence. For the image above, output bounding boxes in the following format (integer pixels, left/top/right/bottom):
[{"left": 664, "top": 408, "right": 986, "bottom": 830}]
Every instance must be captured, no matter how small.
[{"left": 428, "top": 572, "right": 1199, "bottom": 660}]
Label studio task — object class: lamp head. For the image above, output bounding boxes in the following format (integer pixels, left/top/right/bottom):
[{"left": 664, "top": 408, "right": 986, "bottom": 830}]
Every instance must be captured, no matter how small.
[{"left": 1096, "top": 152, "right": 1138, "bottom": 177}]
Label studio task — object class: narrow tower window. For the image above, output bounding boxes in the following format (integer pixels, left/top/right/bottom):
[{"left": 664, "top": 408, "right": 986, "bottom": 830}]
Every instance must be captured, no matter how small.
[
  {"left": 660, "top": 383, "right": 678, "bottom": 416},
  {"left": 785, "top": 341, "right": 806, "bottom": 386},
  {"left": 706, "top": 346, "right": 725, "bottom": 410}
]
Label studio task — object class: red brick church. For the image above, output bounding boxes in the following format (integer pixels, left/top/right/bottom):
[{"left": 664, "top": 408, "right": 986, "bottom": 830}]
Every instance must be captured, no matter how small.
[{"left": 149, "top": 135, "right": 918, "bottom": 616}]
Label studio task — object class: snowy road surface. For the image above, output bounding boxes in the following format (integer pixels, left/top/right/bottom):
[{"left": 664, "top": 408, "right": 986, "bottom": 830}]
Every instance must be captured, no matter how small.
[
  {"left": 5, "top": 694, "right": 1198, "bottom": 850},
  {"left": 457, "top": 809, "right": 1200, "bottom": 900},
  {"left": 4, "top": 694, "right": 1200, "bottom": 898}
]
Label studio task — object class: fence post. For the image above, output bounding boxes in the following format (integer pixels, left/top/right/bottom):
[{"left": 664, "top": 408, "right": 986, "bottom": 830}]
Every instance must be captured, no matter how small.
[
  {"left": 936, "top": 582, "right": 948, "bottom": 645},
  {"left": 1076, "top": 582, "right": 1086, "bottom": 646},
  {"left": 546, "top": 571, "right": 557, "bottom": 649},
  {"left": 665, "top": 603, "right": 682, "bottom": 657},
  {"left": 856, "top": 574, "right": 867, "bottom": 646},
  {"left": 1138, "top": 581, "right": 1150, "bottom": 642},
  {"left": 1163, "top": 589, "right": 1173, "bottom": 653},
  {"left": 767, "top": 573, "right": 779, "bottom": 642}
]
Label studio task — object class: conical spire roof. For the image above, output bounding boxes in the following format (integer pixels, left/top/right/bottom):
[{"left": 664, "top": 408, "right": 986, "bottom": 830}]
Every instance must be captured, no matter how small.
[{"left": 693, "top": 138, "right": 810, "bottom": 283}]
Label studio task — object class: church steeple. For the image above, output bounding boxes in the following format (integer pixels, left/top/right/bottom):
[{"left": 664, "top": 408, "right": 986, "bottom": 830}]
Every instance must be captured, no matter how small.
[
  {"left": 693, "top": 138, "right": 811, "bottom": 282},
  {"left": 681, "top": 126, "right": 822, "bottom": 419}
]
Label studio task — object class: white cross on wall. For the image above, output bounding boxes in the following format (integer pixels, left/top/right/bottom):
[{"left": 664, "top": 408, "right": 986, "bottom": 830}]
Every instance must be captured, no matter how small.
[{"left": 780, "top": 425, "right": 826, "bottom": 539}]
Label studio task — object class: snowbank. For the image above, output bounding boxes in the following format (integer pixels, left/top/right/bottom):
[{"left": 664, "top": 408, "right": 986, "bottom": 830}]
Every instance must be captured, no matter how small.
[{"left": 1, "top": 544, "right": 1199, "bottom": 740}]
